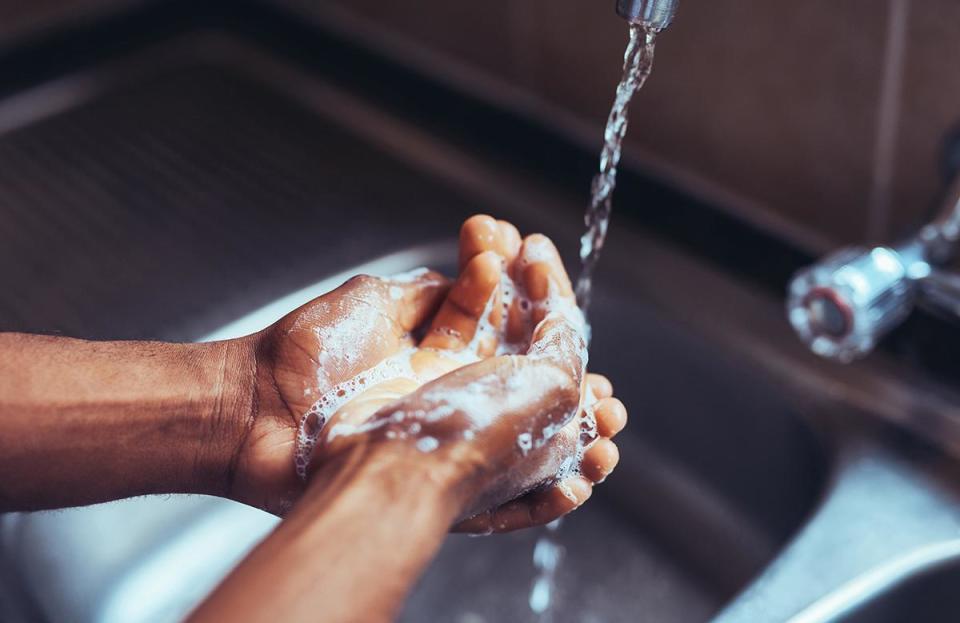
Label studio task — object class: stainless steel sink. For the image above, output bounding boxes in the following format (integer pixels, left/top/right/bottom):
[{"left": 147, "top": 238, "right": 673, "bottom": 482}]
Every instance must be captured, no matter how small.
[
  {"left": 836, "top": 552, "right": 960, "bottom": 623},
  {"left": 0, "top": 16, "right": 959, "bottom": 623},
  {"left": 0, "top": 241, "right": 827, "bottom": 623}
]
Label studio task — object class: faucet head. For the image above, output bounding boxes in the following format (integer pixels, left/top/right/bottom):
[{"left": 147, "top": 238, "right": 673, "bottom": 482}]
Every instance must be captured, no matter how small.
[
  {"left": 616, "top": 0, "right": 679, "bottom": 30},
  {"left": 787, "top": 246, "right": 917, "bottom": 361}
]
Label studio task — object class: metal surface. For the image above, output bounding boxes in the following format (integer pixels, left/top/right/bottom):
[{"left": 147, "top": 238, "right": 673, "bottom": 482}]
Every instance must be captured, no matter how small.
[
  {"left": 787, "top": 247, "right": 914, "bottom": 361},
  {"left": 836, "top": 553, "right": 960, "bottom": 622},
  {"left": 715, "top": 442, "right": 960, "bottom": 623},
  {"left": 615, "top": 0, "right": 679, "bottom": 30},
  {"left": 787, "top": 169, "right": 960, "bottom": 361}
]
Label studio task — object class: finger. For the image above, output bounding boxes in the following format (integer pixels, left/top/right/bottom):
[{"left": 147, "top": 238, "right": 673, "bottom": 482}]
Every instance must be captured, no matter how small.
[
  {"left": 587, "top": 373, "right": 613, "bottom": 399},
  {"left": 382, "top": 269, "right": 452, "bottom": 332},
  {"left": 496, "top": 219, "right": 522, "bottom": 266},
  {"left": 483, "top": 476, "right": 592, "bottom": 533},
  {"left": 452, "top": 511, "right": 493, "bottom": 534},
  {"left": 594, "top": 397, "right": 627, "bottom": 438},
  {"left": 517, "top": 234, "right": 575, "bottom": 304},
  {"left": 422, "top": 251, "right": 502, "bottom": 353},
  {"left": 498, "top": 477, "right": 592, "bottom": 533},
  {"left": 287, "top": 273, "right": 445, "bottom": 386},
  {"left": 528, "top": 315, "right": 587, "bottom": 384},
  {"left": 581, "top": 438, "right": 619, "bottom": 483},
  {"left": 530, "top": 476, "right": 592, "bottom": 526},
  {"left": 486, "top": 499, "right": 533, "bottom": 533},
  {"left": 459, "top": 214, "right": 521, "bottom": 270}
]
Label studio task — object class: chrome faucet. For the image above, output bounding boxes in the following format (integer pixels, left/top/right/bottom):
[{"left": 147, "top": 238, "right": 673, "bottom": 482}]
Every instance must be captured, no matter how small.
[
  {"left": 616, "top": 0, "right": 679, "bottom": 30},
  {"left": 787, "top": 174, "right": 960, "bottom": 361}
]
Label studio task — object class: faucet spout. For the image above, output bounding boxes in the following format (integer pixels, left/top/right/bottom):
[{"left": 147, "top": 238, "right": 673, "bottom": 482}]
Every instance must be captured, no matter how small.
[
  {"left": 787, "top": 164, "right": 960, "bottom": 361},
  {"left": 616, "top": 0, "right": 679, "bottom": 31}
]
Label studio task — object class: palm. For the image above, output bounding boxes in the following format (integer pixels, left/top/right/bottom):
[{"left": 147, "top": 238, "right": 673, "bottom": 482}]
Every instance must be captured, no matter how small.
[
  {"left": 230, "top": 215, "right": 627, "bottom": 532},
  {"left": 232, "top": 272, "right": 448, "bottom": 514}
]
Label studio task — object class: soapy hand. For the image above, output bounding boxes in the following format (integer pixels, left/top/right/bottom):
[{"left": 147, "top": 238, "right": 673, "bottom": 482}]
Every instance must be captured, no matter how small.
[
  {"left": 229, "top": 216, "right": 626, "bottom": 529},
  {"left": 226, "top": 266, "right": 450, "bottom": 513}
]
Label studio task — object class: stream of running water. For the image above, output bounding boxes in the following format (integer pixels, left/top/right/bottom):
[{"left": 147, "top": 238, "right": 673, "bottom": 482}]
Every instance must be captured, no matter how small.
[
  {"left": 574, "top": 23, "right": 658, "bottom": 320},
  {"left": 529, "top": 23, "right": 658, "bottom": 622}
]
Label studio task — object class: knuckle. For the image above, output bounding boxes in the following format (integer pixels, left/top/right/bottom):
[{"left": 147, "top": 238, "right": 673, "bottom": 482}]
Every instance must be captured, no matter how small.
[
  {"left": 344, "top": 274, "right": 386, "bottom": 298},
  {"left": 347, "top": 274, "right": 377, "bottom": 288}
]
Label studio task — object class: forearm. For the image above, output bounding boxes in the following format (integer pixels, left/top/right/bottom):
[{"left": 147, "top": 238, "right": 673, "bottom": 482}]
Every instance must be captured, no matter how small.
[
  {"left": 0, "top": 332, "right": 254, "bottom": 511},
  {"left": 189, "top": 443, "right": 461, "bottom": 623}
]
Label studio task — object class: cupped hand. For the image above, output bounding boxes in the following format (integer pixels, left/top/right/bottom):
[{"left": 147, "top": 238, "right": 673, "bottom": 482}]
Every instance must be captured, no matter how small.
[
  {"left": 227, "top": 268, "right": 450, "bottom": 514},
  {"left": 227, "top": 215, "right": 627, "bottom": 528}
]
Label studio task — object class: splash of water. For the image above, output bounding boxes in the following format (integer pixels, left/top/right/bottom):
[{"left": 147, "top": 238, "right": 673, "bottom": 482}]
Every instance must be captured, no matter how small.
[
  {"left": 575, "top": 24, "right": 658, "bottom": 318},
  {"left": 528, "top": 519, "right": 564, "bottom": 622}
]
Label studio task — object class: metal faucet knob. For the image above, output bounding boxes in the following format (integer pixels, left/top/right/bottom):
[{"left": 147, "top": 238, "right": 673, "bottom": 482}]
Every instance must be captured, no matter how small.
[
  {"left": 616, "top": 0, "right": 679, "bottom": 30},
  {"left": 787, "top": 246, "right": 917, "bottom": 361}
]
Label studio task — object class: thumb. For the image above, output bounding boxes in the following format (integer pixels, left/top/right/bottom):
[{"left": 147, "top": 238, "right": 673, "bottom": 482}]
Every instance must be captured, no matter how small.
[
  {"left": 526, "top": 313, "right": 588, "bottom": 387},
  {"left": 382, "top": 268, "right": 451, "bottom": 332}
]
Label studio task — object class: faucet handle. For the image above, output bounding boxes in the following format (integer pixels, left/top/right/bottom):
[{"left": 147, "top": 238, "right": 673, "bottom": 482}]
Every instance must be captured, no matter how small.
[
  {"left": 787, "top": 246, "right": 917, "bottom": 361},
  {"left": 788, "top": 126, "right": 960, "bottom": 361}
]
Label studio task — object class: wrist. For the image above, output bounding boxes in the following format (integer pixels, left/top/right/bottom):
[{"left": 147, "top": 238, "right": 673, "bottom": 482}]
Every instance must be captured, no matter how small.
[
  {"left": 194, "top": 335, "right": 259, "bottom": 497},
  {"left": 304, "top": 438, "right": 469, "bottom": 523}
]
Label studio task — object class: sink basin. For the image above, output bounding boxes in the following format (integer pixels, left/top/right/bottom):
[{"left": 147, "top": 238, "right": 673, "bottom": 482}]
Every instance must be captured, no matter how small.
[
  {"left": 837, "top": 552, "right": 960, "bottom": 623},
  {"left": 402, "top": 253, "right": 829, "bottom": 623},
  {"left": 1, "top": 242, "right": 827, "bottom": 623},
  {"left": 0, "top": 15, "right": 835, "bottom": 623}
]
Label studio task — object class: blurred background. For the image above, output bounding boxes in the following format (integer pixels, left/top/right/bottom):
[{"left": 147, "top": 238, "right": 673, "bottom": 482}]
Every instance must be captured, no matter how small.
[
  {"left": 1, "top": 1, "right": 960, "bottom": 622},
  {"left": 2, "top": 0, "right": 957, "bottom": 250}
]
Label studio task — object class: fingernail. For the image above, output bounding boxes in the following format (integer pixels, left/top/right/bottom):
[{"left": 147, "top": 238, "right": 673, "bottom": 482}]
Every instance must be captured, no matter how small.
[{"left": 559, "top": 476, "right": 592, "bottom": 505}]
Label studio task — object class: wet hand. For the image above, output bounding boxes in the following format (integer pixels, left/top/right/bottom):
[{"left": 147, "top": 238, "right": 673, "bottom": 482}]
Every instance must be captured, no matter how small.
[
  {"left": 293, "top": 216, "right": 627, "bottom": 530},
  {"left": 226, "top": 268, "right": 450, "bottom": 514}
]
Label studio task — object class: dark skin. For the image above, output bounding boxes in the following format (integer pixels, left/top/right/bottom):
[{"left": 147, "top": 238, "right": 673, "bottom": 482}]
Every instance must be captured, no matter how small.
[{"left": 0, "top": 215, "right": 628, "bottom": 622}]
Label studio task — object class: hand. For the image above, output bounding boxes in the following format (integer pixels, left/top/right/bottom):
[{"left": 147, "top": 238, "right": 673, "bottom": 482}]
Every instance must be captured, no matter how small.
[
  {"left": 227, "top": 215, "right": 627, "bottom": 528},
  {"left": 226, "top": 268, "right": 451, "bottom": 514},
  {"left": 310, "top": 215, "right": 628, "bottom": 531}
]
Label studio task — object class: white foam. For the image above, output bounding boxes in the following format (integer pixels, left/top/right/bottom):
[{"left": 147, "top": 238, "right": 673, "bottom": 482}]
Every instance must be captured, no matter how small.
[
  {"left": 293, "top": 253, "right": 594, "bottom": 487},
  {"left": 386, "top": 267, "right": 430, "bottom": 283},
  {"left": 464, "top": 288, "right": 501, "bottom": 356},
  {"left": 421, "top": 373, "right": 502, "bottom": 428},
  {"left": 313, "top": 297, "right": 388, "bottom": 375},
  {"left": 416, "top": 436, "right": 439, "bottom": 453},
  {"left": 294, "top": 348, "right": 417, "bottom": 479},
  {"left": 517, "top": 432, "right": 533, "bottom": 455}
]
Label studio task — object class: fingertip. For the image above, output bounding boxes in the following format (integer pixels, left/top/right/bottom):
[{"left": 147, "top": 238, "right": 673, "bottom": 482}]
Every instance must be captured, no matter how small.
[
  {"left": 530, "top": 476, "right": 592, "bottom": 525},
  {"left": 595, "top": 397, "right": 627, "bottom": 438},
  {"left": 518, "top": 234, "right": 574, "bottom": 302},
  {"left": 564, "top": 475, "right": 593, "bottom": 505},
  {"left": 452, "top": 251, "right": 502, "bottom": 320},
  {"left": 582, "top": 439, "right": 619, "bottom": 483},
  {"left": 497, "top": 220, "right": 522, "bottom": 263},
  {"left": 586, "top": 373, "right": 614, "bottom": 399},
  {"left": 465, "top": 250, "right": 504, "bottom": 283},
  {"left": 530, "top": 486, "right": 575, "bottom": 526},
  {"left": 422, "top": 251, "right": 501, "bottom": 350},
  {"left": 459, "top": 214, "right": 500, "bottom": 269},
  {"left": 522, "top": 262, "right": 555, "bottom": 303}
]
